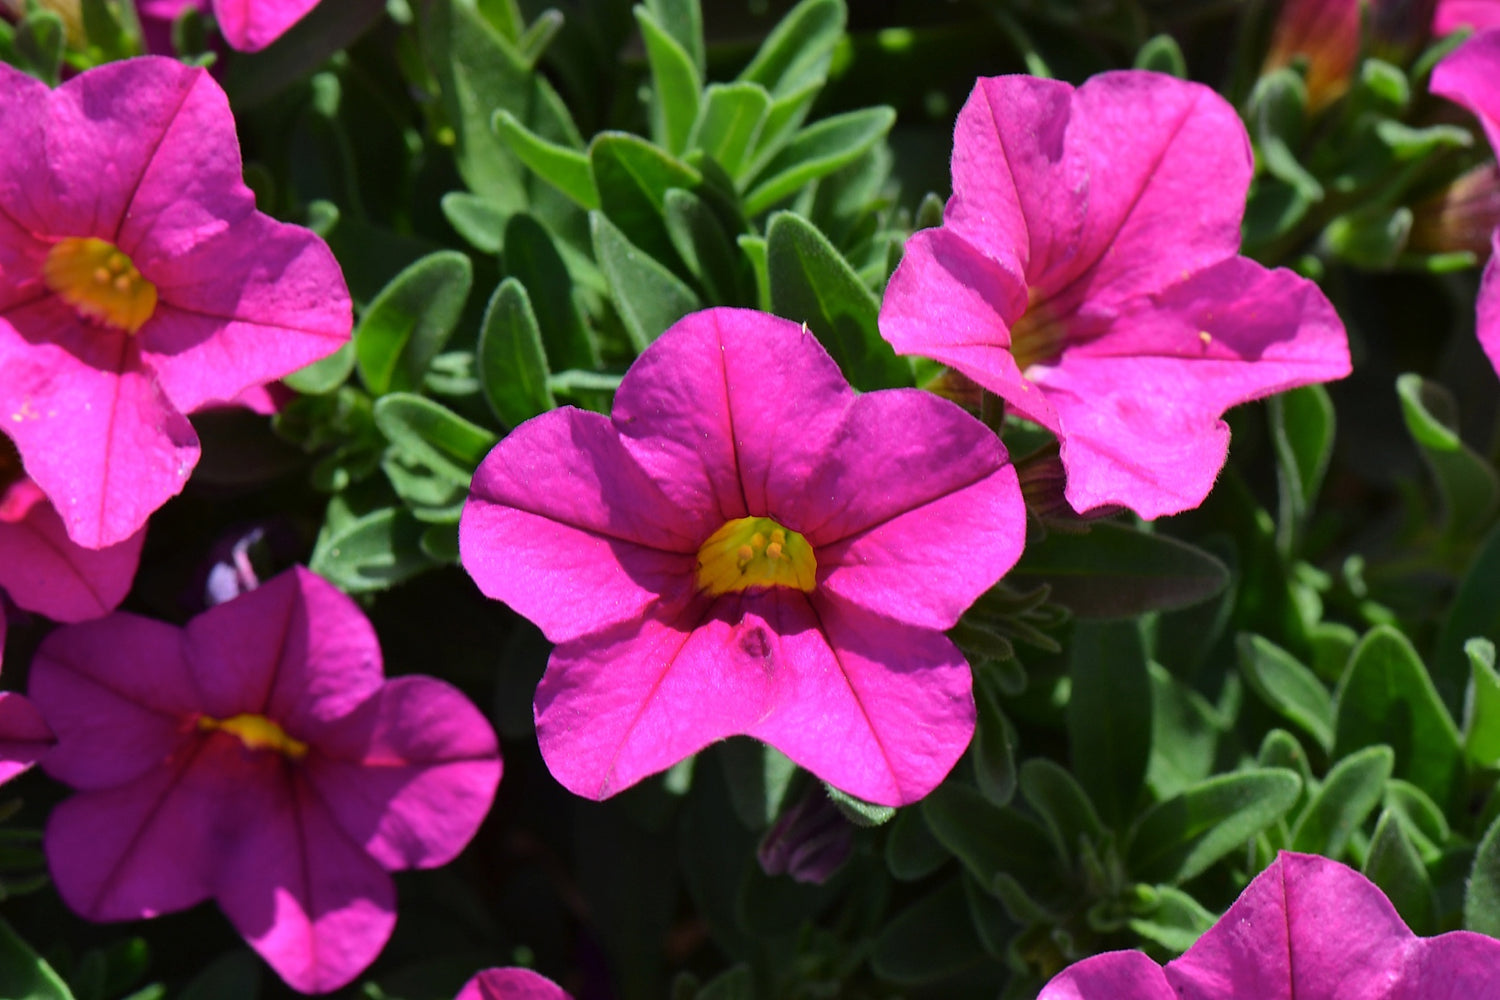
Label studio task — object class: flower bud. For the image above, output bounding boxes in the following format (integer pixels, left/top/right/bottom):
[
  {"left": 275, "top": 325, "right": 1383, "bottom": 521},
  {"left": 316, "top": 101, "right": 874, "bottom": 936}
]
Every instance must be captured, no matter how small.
[
  {"left": 1263, "top": 0, "right": 1361, "bottom": 112},
  {"left": 757, "top": 786, "right": 854, "bottom": 885},
  {"left": 1408, "top": 163, "right": 1500, "bottom": 259}
]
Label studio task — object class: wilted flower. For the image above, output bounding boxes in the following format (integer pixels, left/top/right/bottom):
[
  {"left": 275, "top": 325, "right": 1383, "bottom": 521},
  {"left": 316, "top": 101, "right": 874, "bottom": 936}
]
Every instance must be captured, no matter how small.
[
  {"left": 880, "top": 71, "right": 1350, "bottom": 520},
  {"left": 0, "top": 57, "right": 350, "bottom": 549},
  {"left": 30, "top": 567, "right": 502, "bottom": 993},
  {"left": 1038, "top": 852, "right": 1500, "bottom": 998},
  {"left": 461, "top": 308, "right": 1025, "bottom": 806},
  {"left": 456, "top": 968, "right": 571, "bottom": 1000}
]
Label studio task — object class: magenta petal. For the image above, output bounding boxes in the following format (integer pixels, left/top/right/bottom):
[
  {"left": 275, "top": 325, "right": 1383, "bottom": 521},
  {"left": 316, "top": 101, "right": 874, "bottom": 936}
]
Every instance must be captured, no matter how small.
[
  {"left": 1432, "top": 29, "right": 1500, "bottom": 154},
  {"left": 183, "top": 567, "right": 384, "bottom": 728},
  {"left": 0, "top": 479, "right": 142, "bottom": 622},
  {"left": 611, "top": 309, "right": 854, "bottom": 523},
  {"left": 1435, "top": 1, "right": 1500, "bottom": 34},
  {"left": 215, "top": 768, "right": 396, "bottom": 994},
  {"left": 307, "top": 676, "right": 500, "bottom": 871},
  {"left": 213, "top": 0, "right": 321, "bottom": 51},
  {"left": 1478, "top": 231, "right": 1500, "bottom": 380},
  {"left": 1388, "top": 930, "right": 1500, "bottom": 997},
  {"left": 1038, "top": 950, "right": 1176, "bottom": 1000},
  {"left": 0, "top": 692, "right": 53, "bottom": 786},
  {"left": 30, "top": 613, "right": 197, "bottom": 789},
  {"left": 800, "top": 390, "right": 1025, "bottom": 630},
  {"left": 462, "top": 407, "right": 701, "bottom": 644},
  {"left": 457, "top": 968, "right": 572, "bottom": 1000},
  {"left": 0, "top": 299, "right": 199, "bottom": 549},
  {"left": 1039, "top": 258, "right": 1350, "bottom": 518}
]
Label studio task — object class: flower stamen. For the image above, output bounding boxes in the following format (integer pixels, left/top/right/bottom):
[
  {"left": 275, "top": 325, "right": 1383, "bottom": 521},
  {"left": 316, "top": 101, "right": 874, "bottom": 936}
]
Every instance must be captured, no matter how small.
[
  {"left": 43, "top": 237, "right": 158, "bottom": 335},
  {"left": 198, "top": 712, "right": 309, "bottom": 760},
  {"left": 697, "top": 516, "right": 816, "bottom": 596}
]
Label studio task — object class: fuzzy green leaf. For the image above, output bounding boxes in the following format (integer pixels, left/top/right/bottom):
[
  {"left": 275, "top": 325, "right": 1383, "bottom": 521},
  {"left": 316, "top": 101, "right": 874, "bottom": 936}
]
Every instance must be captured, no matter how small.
[{"left": 354, "top": 251, "right": 473, "bottom": 396}]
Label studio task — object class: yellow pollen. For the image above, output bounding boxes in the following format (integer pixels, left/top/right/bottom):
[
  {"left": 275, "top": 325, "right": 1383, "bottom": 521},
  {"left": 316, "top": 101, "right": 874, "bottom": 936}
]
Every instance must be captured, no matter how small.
[
  {"left": 43, "top": 237, "right": 158, "bottom": 335},
  {"left": 198, "top": 712, "right": 309, "bottom": 760},
  {"left": 696, "top": 516, "right": 816, "bottom": 596},
  {"left": 1199, "top": 330, "right": 1213, "bottom": 345}
]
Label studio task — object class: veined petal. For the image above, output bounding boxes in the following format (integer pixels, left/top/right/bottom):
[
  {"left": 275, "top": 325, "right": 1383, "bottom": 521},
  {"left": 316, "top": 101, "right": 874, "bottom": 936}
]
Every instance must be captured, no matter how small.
[
  {"left": 0, "top": 478, "right": 142, "bottom": 622},
  {"left": 1432, "top": 28, "right": 1500, "bottom": 154},
  {"left": 611, "top": 309, "right": 854, "bottom": 524},
  {"left": 306, "top": 676, "right": 500, "bottom": 871},
  {"left": 800, "top": 390, "right": 1025, "bottom": 630},
  {"left": 214, "top": 0, "right": 321, "bottom": 51},
  {"left": 462, "top": 407, "right": 701, "bottom": 644}
]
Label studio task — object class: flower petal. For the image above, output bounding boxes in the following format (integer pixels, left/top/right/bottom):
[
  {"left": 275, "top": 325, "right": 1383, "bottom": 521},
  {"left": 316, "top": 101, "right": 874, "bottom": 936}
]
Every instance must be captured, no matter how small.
[
  {"left": 799, "top": 389, "right": 1025, "bottom": 630},
  {"left": 462, "top": 407, "right": 700, "bottom": 644},
  {"left": 1478, "top": 230, "right": 1500, "bottom": 378},
  {"left": 182, "top": 567, "right": 384, "bottom": 730},
  {"left": 1038, "top": 950, "right": 1176, "bottom": 1000},
  {"left": 1435, "top": 2, "right": 1500, "bottom": 35},
  {"left": 0, "top": 297, "right": 198, "bottom": 549},
  {"left": 1039, "top": 258, "right": 1349, "bottom": 518},
  {"left": 0, "top": 692, "right": 54, "bottom": 787},
  {"left": 457, "top": 968, "right": 572, "bottom": 1000},
  {"left": 30, "top": 612, "right": 197, "bottom": 789},
  {"left": 306, "top": 676, "right": 501, "bottom": 871},
  {"left": 215, "top": 766, "right": 396, "bottom": 994},
  {"left": 0, "top": 478, "right": 142, "bottom": 622},
  {"left": 1388, "top": 929, "right": 1500, "bottom": 997},
  {"left": 1432, "top": 28, "right": 1500, "bottom": 154},
  {"left": 611, "top": 309, "right": 854, "bottom": 525},
  {"left": 213, "top": 0, "right": 321, "bottom": 51}
]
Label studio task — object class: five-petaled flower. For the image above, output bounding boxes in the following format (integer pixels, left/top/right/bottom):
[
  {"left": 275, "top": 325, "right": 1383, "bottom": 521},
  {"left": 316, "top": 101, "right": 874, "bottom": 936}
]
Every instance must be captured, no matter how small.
[
  {"left": 879, "top": 70, "right": 1351, "bottom": 520},
  {"left": 0, "top": 56, "right": 351, "bottom": 550},
  {"left": 1038, "top": 851, "right": 1500, "bottom": 999},
  {"left": 30, "top": 567, "right": 502, "bottom": 993},
  {"left": 460, "top": 307, "right": 1025, "bottom": 806}
]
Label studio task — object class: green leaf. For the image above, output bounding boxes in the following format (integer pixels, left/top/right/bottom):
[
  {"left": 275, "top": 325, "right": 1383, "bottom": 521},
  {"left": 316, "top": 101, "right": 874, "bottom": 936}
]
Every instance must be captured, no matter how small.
[
  {"left": 886, "top": 806, "right": 949, "bottom": 881},
  {"left": 744, "top": 107, "right": 896, "bottom": 216},
  {"left": 1395, "top": 373, "right": 1500, "bottom": 540},
  {"left": 590, "top": 131, "right": 702, "bottom": 272},
  {"left": 1068, "top": 621, "right": 1151, "bottom": 829},
  {"left": 177, "top": 951, "right": 261, "bottom": 1000},
  {"left": 477, "top": 278, "right": 557, "bottom": 428},
  {"left": 282, "top": 341, "right": 356, "bottom": 395},
  {"left": 824, "top": 783, "right": 895, "bottom": 827},
  {"left": 354, "top": 251, "right": 473, "bottom": 396},
  {"left": 1269, "top": 383, "right": 1335, "bottom": 555},
  {"left": 736, "top": 0, "right": 843, "bottom": 98},
  {"left": 921, "top": 783, "right": 1065, "bottom": 909},
  {"left": 372, "top": 393, "right": 498, "bottom": 482},
  {"left": 1127, "top": 769, "right": 1302, "bottom": 885},
  {"left": 1323, "top": 206, "right": 1413, "bottom": 268},
  {"left": 1383, "top": 779, "right": 1450, "bottom": 862},
  {"left": 693, "top": 964, "right": 752, "bottom": 1000},
  {"left": 1466, "top": 810, "right": 1500, "bottom": 936},
  {"left": 750, "top": 79, "right": 824, "bottom": 179},
  {"left": 737, "top": 233, "right": 770, "bottom": 311},
  {"left": 514, "top": 7, "right": 563, "bottom": 65},
  {"left": 1465, "top": 638, "right": 1500, "bottom": 767},
  {"left": 1147, "top": 664, "right": 1226, "bottom": 801},
  {"left": 80, "top": 0, "right": 136, "bottom": 62},
  {"left": 310, "top": 507, "right": 435, "bottom": 593},
  {"left": 1363, "top": 809, "right": 1437, "bottom": 935},
  {"left": 1439, "top": 524, "right": 1500, "bottom": 709},
  {"left": 1333, "top": 626, "right": 1465, "bottom": 815},
  {"left": 971, "top": 665, "right": 1018, "bottom": 806},
  {"left": 870, "top": 877, "right": 990, "bottom": 984},
  {"left": 0, "top": 918, "right": 73, "bottom": 1000},
  {"left": 1127, "top": 885, "right": 1215, "bottom": 955},
  {"left": 1133, "top": 33, "right": 1186, "bottom": 77},
  {"left": 1237, "top": 633, "right": 1335, "bottom": 753},
  {"left": 441, "top": 191, "right": 506, "bottom": 255},
  {"left": 1009, "top": 521, "right": 1230, "bottom": 620},
  {"left": 1288, "top": 744, "right": 1393, "bottom": 857},
  {"left": 663, "top": 188, "right": 743, "bottom": 304},
  {"left": 493, "top": 110, "right": 599, "bottom": 211},
  {"left": 636, "top": 6, "right": 701, "bottom": 155},
  {"left": 1248, "top": 68, "right": 1322, "bottom": 203},
  {"left": 591, "top": 212, "right": 702, "bottom": 352},
  {"left": 765, "top": 211, "right": 911, "bottom": 390},
  {"left": 504, "top": 214, "right": 599, "bottom": 370},
  {"left": 1019, "top": 759, "right": 1106, "bottom": 864},
  {"left": 644, "top": 0, "right": 703, "bottom": 74},
  {"left": 14, "top": 9, "right": 64, "bottom": 86},
  {"left": 689, "top": 83, "right": 771, "bottom": 180}
]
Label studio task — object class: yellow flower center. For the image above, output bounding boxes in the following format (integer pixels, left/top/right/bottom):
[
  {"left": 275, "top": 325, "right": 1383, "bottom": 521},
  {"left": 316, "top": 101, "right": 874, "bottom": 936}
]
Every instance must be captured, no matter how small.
[
  {"left": 1009, "top": 294, "right": 1068, "bottom": 371},
  {"left": 42, "top": 237, "right": 158, "bottom": 335},
  {"left": 696, "top": 516, "right": 816, "bottom": 596},
  {"left": 198, "top": 713, "right": 309, "bottom": 760}
]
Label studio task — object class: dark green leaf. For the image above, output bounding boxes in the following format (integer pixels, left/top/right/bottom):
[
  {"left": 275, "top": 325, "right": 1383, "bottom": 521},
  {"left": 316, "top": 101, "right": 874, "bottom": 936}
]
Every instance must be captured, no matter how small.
[
  {"left": 886, "top": 807, "right": 949, "bottom": 881},
  {"left": 735, "top": 0, "right": 843, "bottom": 98},
  {"left": 1364, "top": 809, "right": 1437, "bottom": 935},
  {"left": 1323, "top": 206, "right": 1412, "bottom": 268},
  {"left": 1437, "top": 522, "right": 1500, "bottom": 707},
  {"left": 590, "top": 131, "right": 702, "bottom": 272},
  {"left": 493, "top": 110, "right": 599, "bottom": 211},
  {"left": 591, "top": 212, "right": 702, "bottom": 352},
  {"left": 737, "top": 233, "right": 770, "bottom": 311},
  {"left": 1127, "top": 769, "right": 1302, "bottom": 885},
  {"left": 14, "top": 10, "right": 64, "bottom": 86},
  {"left": 1127, "top": 886, "right": 1215, "bottom": 954},
  {"left": 310, "top": 507, "right": 435, "bottom": 593},
  {"left": 1019, "top": 759, "right": 1106, "bottom": 864},
  {"left": 1269, "top": 383, "right": 1335, "bottom": 555},
  {"left": 1395, "top": 373, "right": 1500, "bottom": 540},
  {"left": 372, "top": 393, "right": 497, "bottom": 482},
  {"left": 0, "top": 917, "right": 74, "bottom": 1000},
  {"left": 921, "top": 783, "right": 1064, "bottom": 908},
  {"left": 689, "top": 83, "right": 771, "bottom": 180},
  {"left": 1133, "top": 34, "right": 1186, "bottom": 77},
  {"left": 1464, "top": 638, "right": 1500, "bottom": 767},
  {"left": 1237, "top": 633, "right": 1334, "bottom": 753},
  {"left": 744, "top": 107, "right": 896, "bottom": 216},
  {"left": 636, "top": 7, "right": 701, "bottom": 155},
  {"left": 1466, "top": 811, "right": 1500, "bottom": 936},
  {"left": 1383, "top": 779, "right": 1450, "bottom": 862},
  {"left": 1333, "top": 626, "right": 1464, "bottom": 815},
  {"left": 1248, "top": 68, "right": 1322, "bottom": 203},
  {"left": 693, "top": 965, "right": 752, "bottom": 1000},
  {"left": 971, "top": 665, "right": 1018, "bottom": 806},
  {"left": 1010, "top": 521, "right": 1229, "bottom": 620},
  {"left": 1147, "top": 664, "right": 1226, "bottom": 800},
  {"left": 1068, "top": 621, "right": 1151, "bottom": 828},
  {"left": 504, "top": 214, "right": 599, "bottom": 370},
  {"left": 663, "top": 188, "right": 743, "bottom": 304},
  {"left": 477, "top": 278, "right": 557, "bottom": 428},
  {"left": 354, "top": 251, "right": 473, "bottom": 396},
  {"left": 765, "top": 211, "right": 911, "bottom": 390},
  {"left": 515, "top": 8, "right": 563, "bottom": 64},
  {"left": 870, "top": 878, "right": 990, "bottom": 984},
  {"left": 1288, "top": 745, "right": 1393, "bottom": 857}
]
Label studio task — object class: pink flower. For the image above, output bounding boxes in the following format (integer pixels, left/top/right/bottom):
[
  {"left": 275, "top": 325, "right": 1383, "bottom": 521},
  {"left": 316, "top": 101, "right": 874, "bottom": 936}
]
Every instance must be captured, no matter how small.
[
  {"left": 879, "top": 72, "right": 1351, "bottom": 520},
  {"left": 456, "top": 968, "right": 571, "bottom": 1000},
  {"left": 460, "top": 308, "right": 1025, "bottom": 806},
  {"left": 1431, "top": 30, "right": 1500, "bottom": 377},
  {"left": 29, "top": 567, "right": 502, "bottom": 993},
  {"left": 0, "top": 613, "right": 54, "bottom": 788},
  {"left": 0, "top": 435, "right": 141, "bottom": 623},
  {"left": 0, "top": 57, "right": 351, "bottom": 549},
  {"left": 1038, "top": 851, "right": 1500, "bottom": 999},
  {"left": 136, "top": 0, "right": 320, "bottom": 52},
  {"left": 1436, "top": 0, "right": 1500, "bottom": 34}
]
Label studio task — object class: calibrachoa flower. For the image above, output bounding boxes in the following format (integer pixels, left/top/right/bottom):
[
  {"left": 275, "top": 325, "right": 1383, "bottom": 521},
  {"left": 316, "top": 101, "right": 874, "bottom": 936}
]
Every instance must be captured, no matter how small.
[
  {"left": 0, "top": 434, "right": 141, "bottom": 623},
  {"left": 136, "top": 0, "right": 321, "bottom": 51},
  {"left": 460, "top": 308, "right": 1025, "bottom": 806},
  {"left": 0, "top": 57, "right": 351, "bottom": 549},
  {"left": 456, "top": 968, "right": 571, "bottom": 1000},
  {"left": 1038, "top": 851, "right": 1500, "bottom": 998},
  {"left": 1431, "top": 30, "right": 1500, "bottom": 377},
  {"left": 29, "top": 567, "right": 502, "bottom": 993},
  {"left": 879, "top": 71, "right": 1351, "bottom": 520}
]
